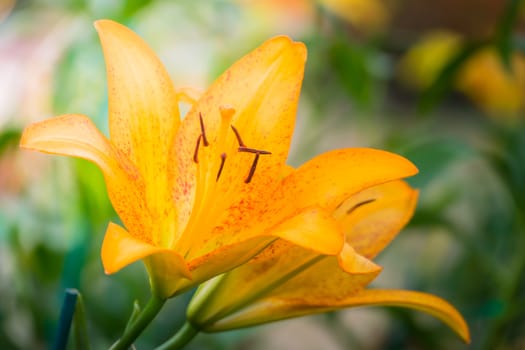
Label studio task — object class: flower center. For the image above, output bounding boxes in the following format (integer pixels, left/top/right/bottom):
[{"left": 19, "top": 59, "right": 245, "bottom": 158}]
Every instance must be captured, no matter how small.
[{"left": 174, "top": 107, "right": 273, "bottom": 255}]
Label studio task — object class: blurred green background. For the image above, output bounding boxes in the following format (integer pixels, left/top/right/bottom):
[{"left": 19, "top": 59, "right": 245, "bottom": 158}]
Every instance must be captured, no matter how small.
[{"left": 1, "top": 0, "right": 525, "bottom": 349}]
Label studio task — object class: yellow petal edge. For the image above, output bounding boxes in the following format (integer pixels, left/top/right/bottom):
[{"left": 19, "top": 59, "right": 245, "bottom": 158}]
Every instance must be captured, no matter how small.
[{"left": 206, "top": 289, "right": 470, "bottom": 344}]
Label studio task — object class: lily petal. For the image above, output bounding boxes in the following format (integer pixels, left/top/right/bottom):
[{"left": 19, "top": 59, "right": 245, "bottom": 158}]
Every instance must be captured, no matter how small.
[
  {"left": 180, "top": 207, "right": 344, "bottom": 299},
  {"left": 201, "top": 249, "right": 380, "bottom": 332},
  {"left": 334, "top": 180, "right": 419, "bottom": 258},
  {"left": 95, "top": 20, "right": 181, "bottom": 245},
  {"left": 95, "top": 19, "right": 180, "bottom": 164},
  {"left": 282, "top": 148, "right": 419, "bottom": 213},
  {"left": 188, "top": 241, "right": 331, "bottom": 327},
  {"left": 158, "top": 236, "right": 276, "bottom": 298},
  {"left": 209, "top": 289, "right": 470, "bottom": 344},
  {"left": 268, "top": 207, "right": 344, "bottom": 255},
  {"left": 269, "top": 244, "right": 380, "bottom": 301},
  {"left": 202, "top": 150, "right": 417, "bottom": 256},
  {"left": 21, "top": 114, "right": 118, "bottom": 174},
  {"left": 188, "top": 240, "right": 379, "bottom": 328},
  {"left": 189, "top": 206, "right": 344, "bottom": 261},
  {"left": 337, "top": 242, "right": 382, "bottom": 274},
  {"left": 20, "top": 114, "right": 149, "bottom": 239},
  {"left": 176, "top": 86, "right": 203, "bottom": 105},
  {"left": 173, "top": 36, "right": 307, "bottom": 254},
  {"left": 102, "top": 223, "right": 191, "bottom": 297},
  {"left": 335, "top": 289, "right": 471, "bottom": 343}
]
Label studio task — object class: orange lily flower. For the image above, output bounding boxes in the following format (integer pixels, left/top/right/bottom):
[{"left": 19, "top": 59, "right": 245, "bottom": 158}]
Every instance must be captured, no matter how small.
[
  {"left": 20, "top": 20, "right": 418, "bottom": 299},
  {"left": 187, "top": 180, "right": 470, "bottom": 343}
]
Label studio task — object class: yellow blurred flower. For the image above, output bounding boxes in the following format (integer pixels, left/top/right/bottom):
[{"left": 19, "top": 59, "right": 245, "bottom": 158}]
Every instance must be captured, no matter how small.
[
  {"left": 457, "top": 48, "right": 525, "bottom": 117},
  {"left": 20, "top": 20, "right": 418, "bottom": 299},
  {"left": 399, "top": 30, "right": 525, "bottom": 118},
  {"left": 187, "top": 181, "right": 470, "bottom": 343},
  {"left": 398, "top": 31, "right": 463, "bottom": 90}
]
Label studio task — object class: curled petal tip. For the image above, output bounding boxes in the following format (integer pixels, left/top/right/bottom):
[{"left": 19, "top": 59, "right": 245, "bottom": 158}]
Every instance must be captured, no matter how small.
[
  {"left": 338, "top": 243, "right": 383, "bottom": 275},
  {"left": 265, "top": 35, "right": 307, "bottom": 62},
  {"left": 345, "top": 289, "right": 471, "bottom": 343}
]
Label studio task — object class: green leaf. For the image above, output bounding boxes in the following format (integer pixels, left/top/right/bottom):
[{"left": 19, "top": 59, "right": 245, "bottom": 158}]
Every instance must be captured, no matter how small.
[
  {"left": 0, "top": 129, "right": 21, "bottom": 156},
  {"left": 397, "top": 138, "right": 474, "bottom": 188},
  {"left": 329, "top": 40, "right": 373, "bottom": 109},
  {"left": 73, "top": 292, "right": 91, "bottom": 350},
  {"left": 496, "top": 0, "right": 524, "bottom": 70},
  {"left": 120, "top": 0, "right": 155, "bottom": 21}
]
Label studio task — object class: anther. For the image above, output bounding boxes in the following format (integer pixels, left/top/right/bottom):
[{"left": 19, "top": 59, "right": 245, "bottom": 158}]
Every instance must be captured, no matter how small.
[
  {"left": 216, "top": 153, "right": 227, "bottom": 181},
  {"left": 193, "top": 134, "right": 202, "bottom": 163},
  {"left": 238, "top": 146, "right": 272, "bottom": 155},
  {"left": 199, "top": 113, "right": 209, "bottom": 146},
  {"left": 346, "top": 199, "right": 376, "bottom": 215},
  {"left": 245, "top": 153, "right": 260, "bottom": 183},
  {"left": 229, "top": 124, "right": 271, "bottom": 183},
  {"left": 231, "top": 125, "right": 246, "bottom": 147}
]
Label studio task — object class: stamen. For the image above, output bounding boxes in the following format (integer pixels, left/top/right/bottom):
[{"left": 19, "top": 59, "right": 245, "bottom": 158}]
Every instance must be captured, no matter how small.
[
  {"left": 245, "top": 153, "right": 260, "bottom": 184},
  {"left": 346, "top": 199, "right": 376, "bottom": 215},
  {"left": 193, "top": 134, "right": 202, "bottom": 163},
  {"left": 239, "top": 146, "right": 272, "bottom": 155},
  {"left": 231, "top": 125, "right": 246, "bottom": 147},
  {"left": 216, "top": 153, "right": 227, "bottom": 181},
  {"left": 229, "top": 124, "right": 271, "bottom": 183},
  {"left": 199, "top": 113, "right": 209, "bottom": 146}
]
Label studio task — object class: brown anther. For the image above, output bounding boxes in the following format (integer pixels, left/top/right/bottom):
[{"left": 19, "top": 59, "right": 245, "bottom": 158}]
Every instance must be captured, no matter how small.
[
  {"left": 230, "top": 125, "right": 246, "bottom": 147},
  {"left": 230, "top": 124, "right": 270, "bottom": 183},
  {"left": 199, "top": 113, "right": 209, "bottom": 146},
  {"left": 216, "top": 153, "right": 227, "bottom": 181},
  {"left": 243, "top": 150, "right": 271, "bottom": 183},
  {"left": 346, "top": 199, "right": 376, "bottom": 215},
  {"left": 245, "top": 153, "right": 260, "bottom": 183},
  {"left": 238, "top": 146, "right": 272, "bottom": 155},
  {"left": 193, "top": 134, "right": 202, "bottom": 163}
]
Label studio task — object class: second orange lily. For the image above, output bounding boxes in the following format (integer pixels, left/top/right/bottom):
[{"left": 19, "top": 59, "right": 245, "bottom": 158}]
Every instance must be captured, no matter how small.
[{"left": 187, "top": 180, "right": 470, "bottom": 343}]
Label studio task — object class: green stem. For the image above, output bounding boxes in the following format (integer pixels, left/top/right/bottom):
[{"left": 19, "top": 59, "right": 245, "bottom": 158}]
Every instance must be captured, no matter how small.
[
  {"left": 110, "top": 294, "right": 166, "bottom": 350},
  {"left": 53, "top": 289, "right": 79, "bottom": 350},
  {"left": 155, "top": 322, "right": 199, "bottom": 350},
  {"left": 124, "top": 300, "right": 142, "bottom": 333}
]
